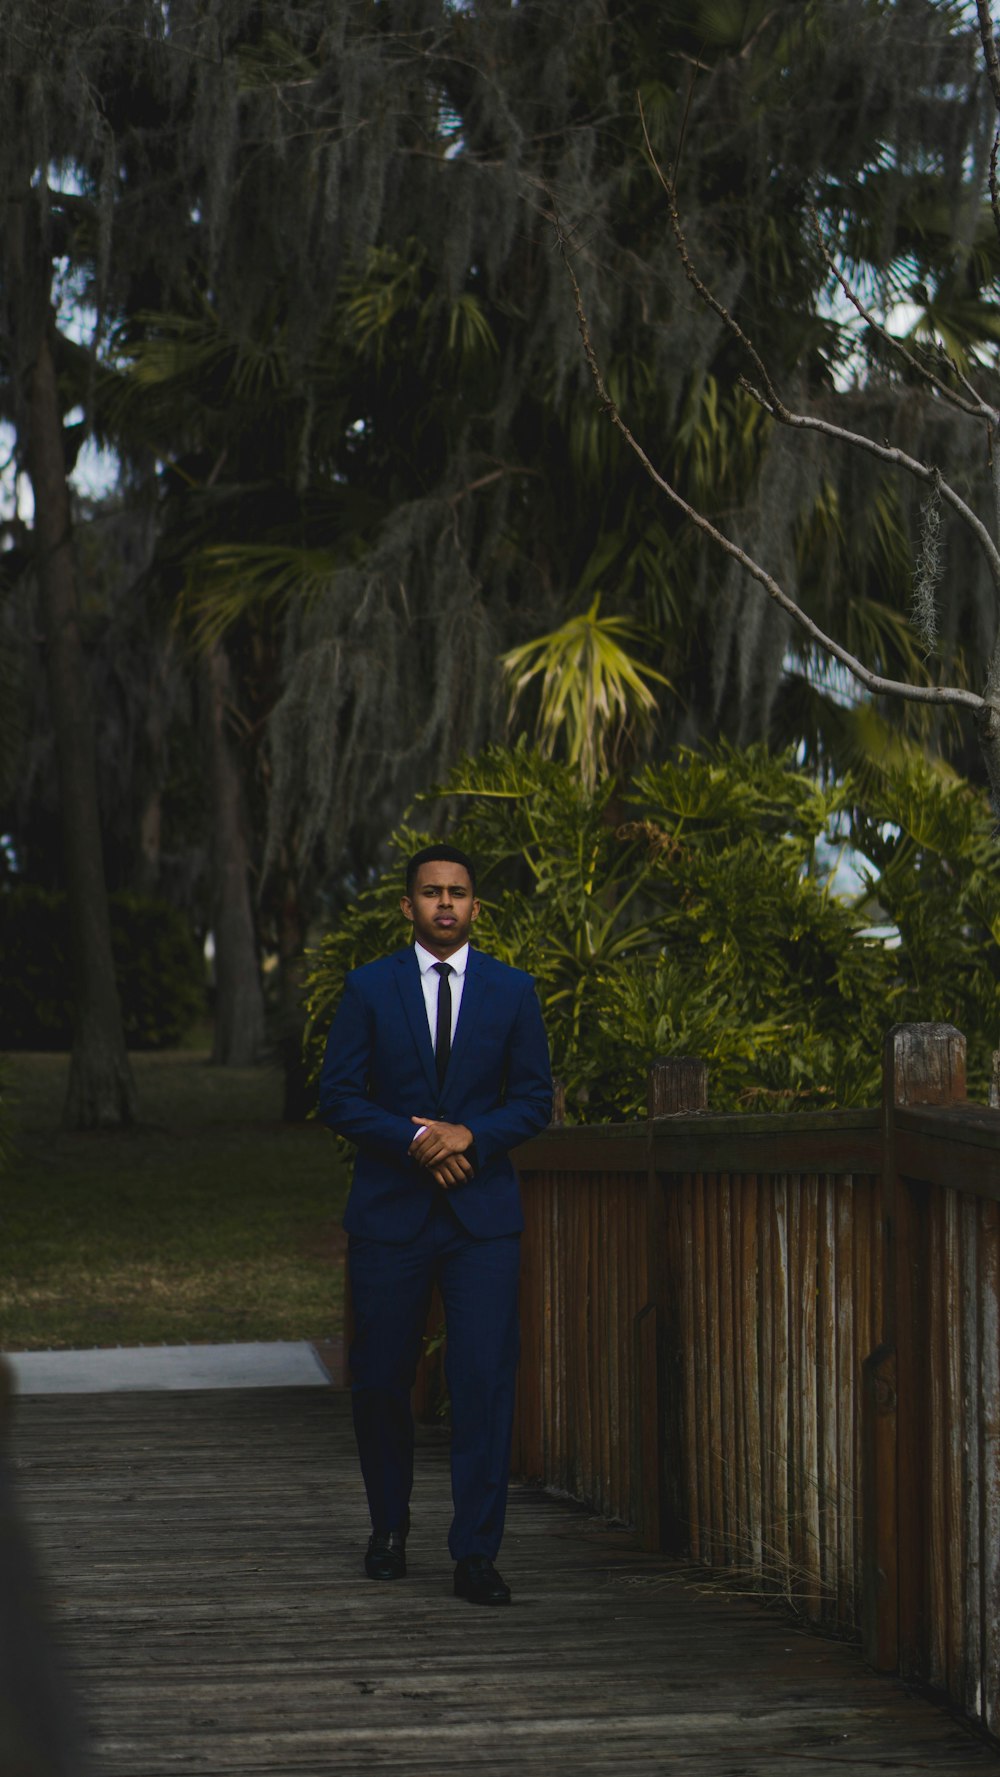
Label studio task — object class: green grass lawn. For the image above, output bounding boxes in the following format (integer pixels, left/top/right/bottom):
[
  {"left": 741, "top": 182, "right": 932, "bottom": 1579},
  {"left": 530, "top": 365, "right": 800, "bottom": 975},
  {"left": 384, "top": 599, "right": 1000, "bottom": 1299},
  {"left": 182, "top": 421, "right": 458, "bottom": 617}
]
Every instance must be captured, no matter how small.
[{"left": 0, "top": 1050, "right": 350, "bottom": 1350}]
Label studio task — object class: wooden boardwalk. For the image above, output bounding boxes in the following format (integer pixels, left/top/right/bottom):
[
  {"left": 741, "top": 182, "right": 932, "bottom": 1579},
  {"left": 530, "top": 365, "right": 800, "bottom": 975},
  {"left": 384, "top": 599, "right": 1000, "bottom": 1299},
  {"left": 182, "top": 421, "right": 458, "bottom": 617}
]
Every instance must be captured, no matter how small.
[{"left": 8, "top": 1385, "right": 1000, "bottom": 1775}]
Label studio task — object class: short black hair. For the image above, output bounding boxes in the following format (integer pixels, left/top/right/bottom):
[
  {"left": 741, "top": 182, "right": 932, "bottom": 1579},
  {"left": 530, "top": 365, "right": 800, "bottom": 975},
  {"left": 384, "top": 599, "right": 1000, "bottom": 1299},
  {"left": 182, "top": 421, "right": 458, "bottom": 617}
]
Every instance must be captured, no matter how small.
[{"left": 406, "top": 843, "right": 477, "bottom": 899}]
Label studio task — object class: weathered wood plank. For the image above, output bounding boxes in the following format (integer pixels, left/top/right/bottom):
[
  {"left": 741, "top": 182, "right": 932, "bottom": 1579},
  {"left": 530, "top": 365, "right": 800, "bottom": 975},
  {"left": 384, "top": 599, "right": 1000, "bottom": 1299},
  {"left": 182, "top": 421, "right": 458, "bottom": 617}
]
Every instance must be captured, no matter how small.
[
  {"left": 704, "top": 1175, "right": 724, "bottom": 1566},
  {"left": 817, "top": 1175, "right": 838, "bottom": 1625},
  {"left": 861, "top": 1343, "right": 898, "bottom": 1673},
  {"left": 597, "top": 1177, "right": 612, "bottom": 1517},
  {"left": 718, "top": 1173, "right": 737, "bottom": 1563},
  {"left": 515, "top": 1111, "right": 882, "bottom": 1179},
  {"left": 739, "top": 1175, "right": 762, "bottom": 1579},
  {"left": 799, "top": 1173, "right": 822, "bottom": 1619},
  {"left": 518, "top": 1101, "right": 1000, "bottom": 1198},
  {"left": 692, "top": 1175, "right": 711, "bottom": 1565},
  {"left": 833, "top": 1176, "right": 855, "bottom": 1625},
  {"left": 9, "top": 1386, "right": 1000, "bottom": 1776},
  {"left": 769, "top": 1176, "right": 791, "bottom": 1601},
  {"left": 943, "top": 1188, "right": 964, "bottom": 1705},
  {"left": 980, "top": 1197, "right": 1000, "bottom": 1739},
  {"left": 961, "top": 1191, "right": 983, "bottom": 1724},
  {"left": 680, "top": 1174, "right": 701, "bottom": 1561},
  {"left": 895, "top": 1174, "right": 929, "bottom": 1683},
  {"left": 895, "top": 1112, "right": 1000, "bottom": 1200},
  {"left": 729, "top": 1175, "right": 747, "bottom": 1569},
  {"left": 758, "top": 1168, "right": 774, "bottom": 1590},
  {"left": 928, "top": 1184, "right": 948, "bottom": 1690}
]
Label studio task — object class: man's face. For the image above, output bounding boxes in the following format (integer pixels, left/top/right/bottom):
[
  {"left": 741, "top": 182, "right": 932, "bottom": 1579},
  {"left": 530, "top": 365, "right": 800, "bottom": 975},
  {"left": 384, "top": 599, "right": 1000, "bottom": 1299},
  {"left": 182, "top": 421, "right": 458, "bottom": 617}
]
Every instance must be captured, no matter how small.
[{"left": 401, "top": 861, "right": 480, "bottom": 958}]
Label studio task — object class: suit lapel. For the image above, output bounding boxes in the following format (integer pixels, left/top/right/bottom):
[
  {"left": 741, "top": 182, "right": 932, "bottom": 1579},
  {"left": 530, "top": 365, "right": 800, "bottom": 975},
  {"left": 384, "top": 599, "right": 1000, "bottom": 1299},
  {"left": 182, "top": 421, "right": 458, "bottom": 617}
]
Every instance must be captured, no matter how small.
[
  {"left": 445, "top": 946, "right": 489, "bottom": 1088},
  {"left": 394, "top": 946, "right": 438, "bottom": 1098}
]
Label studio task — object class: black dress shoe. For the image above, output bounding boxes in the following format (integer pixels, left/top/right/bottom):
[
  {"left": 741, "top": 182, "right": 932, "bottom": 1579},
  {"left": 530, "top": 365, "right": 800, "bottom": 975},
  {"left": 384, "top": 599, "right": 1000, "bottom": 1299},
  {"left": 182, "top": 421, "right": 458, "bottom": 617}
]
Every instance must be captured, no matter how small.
[
  {"left": 365, "top": 1528, "right": 407, "bottom": 1580},
  {"left": 453, "top": 1555, "right": 511, "bottom": 1605}
]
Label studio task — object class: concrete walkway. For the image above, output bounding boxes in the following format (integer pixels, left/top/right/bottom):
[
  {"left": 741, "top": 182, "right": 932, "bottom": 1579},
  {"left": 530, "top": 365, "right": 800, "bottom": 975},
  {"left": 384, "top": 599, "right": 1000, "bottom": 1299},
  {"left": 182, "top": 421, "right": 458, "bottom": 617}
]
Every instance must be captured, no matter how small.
[{"left": 3, "top": 1340, "right": 335, "bottom": 1393}]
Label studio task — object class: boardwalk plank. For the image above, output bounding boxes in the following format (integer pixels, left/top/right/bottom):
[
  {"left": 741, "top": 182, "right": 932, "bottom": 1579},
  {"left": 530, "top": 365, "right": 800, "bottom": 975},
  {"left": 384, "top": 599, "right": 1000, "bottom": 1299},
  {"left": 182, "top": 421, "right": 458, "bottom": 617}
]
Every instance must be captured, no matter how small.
[{"left": 9, "top": 1387, "right": 999, "bottom": 1775}]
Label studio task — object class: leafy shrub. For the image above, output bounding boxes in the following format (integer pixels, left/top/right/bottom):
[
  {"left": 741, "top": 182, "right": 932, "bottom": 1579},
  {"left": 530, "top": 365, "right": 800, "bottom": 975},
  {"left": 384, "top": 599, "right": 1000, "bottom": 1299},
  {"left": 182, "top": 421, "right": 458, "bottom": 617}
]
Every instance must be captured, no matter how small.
[
  {"left": 0, "top": 886, "right": 205, "bottom": 1050},
  {"left": 304, "top": 741, "right": 1000, "bottom": 1117}
]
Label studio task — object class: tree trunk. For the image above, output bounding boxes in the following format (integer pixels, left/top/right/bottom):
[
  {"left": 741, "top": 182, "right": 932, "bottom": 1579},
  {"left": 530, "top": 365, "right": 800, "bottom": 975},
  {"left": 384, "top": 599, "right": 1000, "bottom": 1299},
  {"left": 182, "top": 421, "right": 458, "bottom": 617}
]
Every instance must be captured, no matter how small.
[
  {"left": 25, "top": 321, "right": 137, "bottom": 1128},
  {"left": 200, "top": 641, "right": 265, "bottom": 1066},
  {"left": 273, "top": 858, "right": 315, "bottom": 1122},
  {"left": 137, "top": 788, "right": 162, "bottom": 894},
  {"left": 135, "top": 636, "right": 171, "bottom": 894}
]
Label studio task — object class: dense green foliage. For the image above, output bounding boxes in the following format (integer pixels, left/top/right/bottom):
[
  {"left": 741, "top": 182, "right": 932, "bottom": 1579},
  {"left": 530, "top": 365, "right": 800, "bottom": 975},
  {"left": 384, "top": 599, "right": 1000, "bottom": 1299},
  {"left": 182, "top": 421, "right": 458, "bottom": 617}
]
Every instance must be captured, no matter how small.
[
  {"left": 3, "top": 1, "right": 1000, "bottom": 1119},
  {"left": 305, "top": 744, "right": 1000, "bottom": 1118},
  {"left": 5, "top": 0, "right": 996, "bottom": 900},
  {"left": 0, "top": 887, "right": 205, "bottom": 1051}
]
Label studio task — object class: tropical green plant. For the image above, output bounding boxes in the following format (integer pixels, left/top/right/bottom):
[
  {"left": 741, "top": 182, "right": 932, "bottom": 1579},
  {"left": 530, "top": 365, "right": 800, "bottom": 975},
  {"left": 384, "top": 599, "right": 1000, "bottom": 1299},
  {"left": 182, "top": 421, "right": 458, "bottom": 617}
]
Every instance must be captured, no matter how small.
[
  {"left": 562, "top": 3, "right": 1000, "bottom": 812},
  {"left": 849, "top": 758, "right": 1000, "bottom": 1046},
  {"left": 304, "top": 742, "right": 1000, "bottom": 1118},
  {"left": 106, "top": 0, "right": 1000, "bottom": 896},
  {"left": 4, "top": 0, "right": 997, "bottom": 1136},
  {"left": 501, "top": 597, "right": 671, "bottom": 790}
]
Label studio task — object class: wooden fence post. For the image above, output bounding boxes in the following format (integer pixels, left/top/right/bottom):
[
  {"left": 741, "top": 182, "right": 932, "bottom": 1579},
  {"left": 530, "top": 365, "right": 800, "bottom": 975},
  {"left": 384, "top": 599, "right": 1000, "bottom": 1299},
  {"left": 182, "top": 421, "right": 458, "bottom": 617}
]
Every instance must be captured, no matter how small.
[
  {"left": 637, "top": 1057, "right": 707, "bottom": 1553},
  {"left": 869, "top": 1024, "right": 966, "bottom": 1679},
  {"left": 648, "top": 1057, "right": 708, "bottom": 1119},
  {"left": 862, "top": 1342, "right": 898, "bottom": 1672}
]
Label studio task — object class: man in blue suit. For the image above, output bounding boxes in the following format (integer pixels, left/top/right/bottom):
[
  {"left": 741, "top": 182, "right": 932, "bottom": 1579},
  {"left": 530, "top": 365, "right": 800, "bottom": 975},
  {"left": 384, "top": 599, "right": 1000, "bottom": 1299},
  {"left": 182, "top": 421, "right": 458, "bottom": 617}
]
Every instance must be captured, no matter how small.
[{"left": 319, "top": 843, "right": 552, "bottom": 1605}]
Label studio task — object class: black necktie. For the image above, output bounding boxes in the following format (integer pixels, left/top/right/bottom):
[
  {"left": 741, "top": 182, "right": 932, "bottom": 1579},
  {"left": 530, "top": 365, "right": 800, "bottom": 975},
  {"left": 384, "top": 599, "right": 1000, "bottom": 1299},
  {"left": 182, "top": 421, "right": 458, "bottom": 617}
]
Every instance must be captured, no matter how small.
[{"left": 433, "top": 962, "right": 453, "bottom": 1087}]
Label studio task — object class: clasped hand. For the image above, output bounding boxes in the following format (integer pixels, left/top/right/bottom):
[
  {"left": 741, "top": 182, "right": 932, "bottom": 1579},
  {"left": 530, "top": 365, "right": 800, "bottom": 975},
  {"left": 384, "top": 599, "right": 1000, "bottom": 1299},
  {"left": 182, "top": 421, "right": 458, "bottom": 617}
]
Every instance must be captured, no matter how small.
[{"left": 409, "top": 1117, "right": 474, "bottom": 1189}]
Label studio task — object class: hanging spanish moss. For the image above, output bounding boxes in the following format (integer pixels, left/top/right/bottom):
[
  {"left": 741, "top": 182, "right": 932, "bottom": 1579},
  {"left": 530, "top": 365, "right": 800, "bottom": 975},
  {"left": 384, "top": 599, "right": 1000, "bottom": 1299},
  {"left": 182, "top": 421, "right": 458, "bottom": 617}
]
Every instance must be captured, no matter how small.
[
  {"left": 2, "top": 0, "right": 998, "bottom": 903},
  {"left": 912, "top": 487, "right": 944, "bottom": 656}
]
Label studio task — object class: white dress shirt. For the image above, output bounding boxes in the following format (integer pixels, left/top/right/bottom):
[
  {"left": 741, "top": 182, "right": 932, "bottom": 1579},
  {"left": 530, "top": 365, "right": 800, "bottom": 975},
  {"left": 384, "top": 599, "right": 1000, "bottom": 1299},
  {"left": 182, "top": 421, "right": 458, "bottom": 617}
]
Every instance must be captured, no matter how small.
[{"left": 413, "top": 940, "right": 468, "bottom": 1049}]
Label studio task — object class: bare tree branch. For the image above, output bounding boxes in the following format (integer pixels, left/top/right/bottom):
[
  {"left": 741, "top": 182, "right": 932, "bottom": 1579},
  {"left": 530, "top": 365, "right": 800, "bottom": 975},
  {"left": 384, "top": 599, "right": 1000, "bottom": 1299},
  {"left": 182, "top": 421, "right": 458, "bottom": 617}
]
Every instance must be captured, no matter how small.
[
  {"left": 639, "top": 96, "right": 790, "bottom": 419},
  {"left": 556, "top": 230, "right": 985, "bottom": 716},
  {"left": 950, "top": 351, "right": 999, "bottom": 410},
  {"left": 978, "top": 0, "right": 1000, "bottom": 111},
  {"left": 576, "top": 37, "right": 1000, "bottom": 826},
  {"left": 990, "top": 127, "right": 1000, "bottom": 260},
  {"left": 643, "top": 89, "right": 999, "bottom": 613},
  {"left": 976, "top": 3, "right": 1000, "bottom": 260},
  {"left": 738, "top": 376, "right": 1000, "bottom": 596},
  {"left": 638, "top": 121, "right": 1000, "bottom": 598}
]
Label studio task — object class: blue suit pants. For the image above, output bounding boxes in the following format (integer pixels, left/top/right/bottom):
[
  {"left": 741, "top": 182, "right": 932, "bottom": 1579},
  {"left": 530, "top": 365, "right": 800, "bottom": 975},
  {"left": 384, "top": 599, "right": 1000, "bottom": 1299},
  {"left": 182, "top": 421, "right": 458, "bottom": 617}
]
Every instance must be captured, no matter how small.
[{"left": 348, "top": 1198, "right": 520, "bottom": 1560}]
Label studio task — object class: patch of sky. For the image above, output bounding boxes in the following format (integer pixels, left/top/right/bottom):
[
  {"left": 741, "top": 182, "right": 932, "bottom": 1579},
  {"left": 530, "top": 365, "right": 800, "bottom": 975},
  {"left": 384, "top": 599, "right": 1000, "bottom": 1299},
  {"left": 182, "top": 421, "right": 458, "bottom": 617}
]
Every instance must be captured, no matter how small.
[
  {"left": 53, "top": 258, "right": 96, "bottom": 349},
  {"left": 0, "top": 428, "right": 34, "bottom": 525},
  {"left": 858, "top": 921, "right": 902, "bottom": 947},
  {"left": 812, "top": 818, "right": 863, "bottom": 896},
  {"left": 432, "top": 81, "right": 464, "bottom": 159},
  {"left": 822, "top": 851, "right": 902, "bottom": 946},
  {"left": 61, "top": 403, "right": 117, "bottom": 500},
  {"left": 73, "top": 437, "right": 121, "bottom": 502},
  {"left": 819, "top": 259, "right": 928, "bottom": 393},
  {"left": 798, "top": 776, "right": 903, "bottom": 948},
  {"left": 0, "top": 416, "right": 118, "bottom": 514},
  {"left": 788, "top": 647, "right": 864, "bottom": 713},
  {"left": 816, "top": 60, "right": 1000, "bottom": 388},
  {"left": 21, "top": 163, "right": 174, "bottom": 509}
]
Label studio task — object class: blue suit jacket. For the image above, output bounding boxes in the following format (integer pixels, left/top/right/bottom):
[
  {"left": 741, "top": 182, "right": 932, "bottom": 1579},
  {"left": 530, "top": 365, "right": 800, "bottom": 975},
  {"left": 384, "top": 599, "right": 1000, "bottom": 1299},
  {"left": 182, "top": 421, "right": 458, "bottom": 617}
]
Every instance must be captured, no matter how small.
[{"left": 319, "top": 944, "right": 553, "bottom": 1242}]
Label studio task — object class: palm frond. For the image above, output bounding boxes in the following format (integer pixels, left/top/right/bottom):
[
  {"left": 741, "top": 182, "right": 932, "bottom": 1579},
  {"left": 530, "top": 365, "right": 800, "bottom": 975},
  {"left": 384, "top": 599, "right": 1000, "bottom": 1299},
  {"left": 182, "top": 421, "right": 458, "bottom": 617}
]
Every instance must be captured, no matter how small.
[
  {"left": 501, "top": 595, "right": 672, "bottom": 788},
  {"left": 180, "top": 544, "right": 341, "bottom": 647}
]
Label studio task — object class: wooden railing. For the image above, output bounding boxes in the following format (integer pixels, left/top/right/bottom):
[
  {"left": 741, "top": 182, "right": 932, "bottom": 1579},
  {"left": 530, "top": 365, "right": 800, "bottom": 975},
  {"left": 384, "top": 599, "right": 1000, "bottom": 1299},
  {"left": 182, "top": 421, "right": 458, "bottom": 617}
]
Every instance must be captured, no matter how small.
[
  {"left": 345, "top": 1025, "right": 998, "bottom": 1732},
  {"left": 448, "top": 1022, "right": 1000, "bottom": 1742}
]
